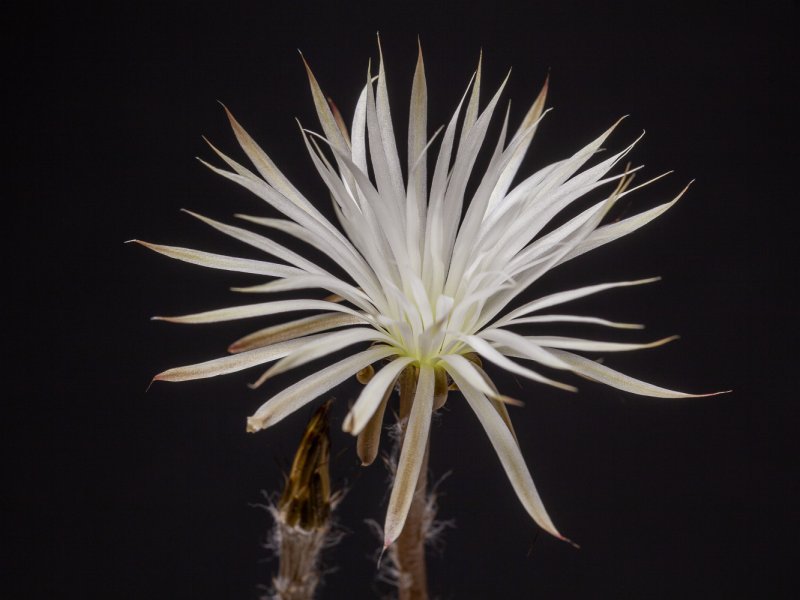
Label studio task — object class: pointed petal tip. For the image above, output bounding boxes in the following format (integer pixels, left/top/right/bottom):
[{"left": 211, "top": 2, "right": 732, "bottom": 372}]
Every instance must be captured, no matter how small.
[
  {"left": 699, "top": 389, "right": 733, "bottom": 398},
  {"left": 559, "top": 533, "right": 580, "bottom": 549}
]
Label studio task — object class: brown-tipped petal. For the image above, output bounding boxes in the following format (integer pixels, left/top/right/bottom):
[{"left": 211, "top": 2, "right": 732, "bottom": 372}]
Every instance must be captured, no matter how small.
[
  {"left": 356, "top": 378, "right": 395, "bottom": 467},
  {"left": 132, "top": 240, "right": 299, "bottom": 278}
]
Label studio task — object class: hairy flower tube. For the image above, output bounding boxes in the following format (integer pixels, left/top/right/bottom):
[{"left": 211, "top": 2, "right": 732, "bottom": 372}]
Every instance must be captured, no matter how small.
[{"left": 137, "top": 45, "right": 721, "bottom": 548}]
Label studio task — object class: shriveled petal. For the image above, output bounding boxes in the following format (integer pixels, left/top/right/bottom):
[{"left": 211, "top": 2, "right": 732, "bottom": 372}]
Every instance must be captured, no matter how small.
[
  {"left": 547, "top": 349, "right": 728, "bottom": 398},
  {"left": 432, "top": 367, "right": 449, "bottom": 411},
  {"left": 383, "top": 364, "right": 435, "bottom": 548},
  {"left": 247, "top": 346, "right": 396, "bottom": 432},
  {"left": 356, "top": 379, "right": 394, "bottom": 466},
  {"left": 344, "top": 357, "right": 414, "bottom": 435},
  {"left": 447, "top": 365, "right": 572, "bottom": 544}
]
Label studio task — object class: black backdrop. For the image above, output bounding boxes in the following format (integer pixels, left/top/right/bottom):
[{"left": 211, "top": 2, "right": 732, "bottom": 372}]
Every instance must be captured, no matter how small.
[{"left": 7, "top": 1, "right": 797, "bottom": 598}]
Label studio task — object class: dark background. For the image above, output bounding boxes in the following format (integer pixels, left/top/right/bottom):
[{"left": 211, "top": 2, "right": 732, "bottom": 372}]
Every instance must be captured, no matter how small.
[{"left": 7, "top": 1, "right": 797, "bottom": 598}]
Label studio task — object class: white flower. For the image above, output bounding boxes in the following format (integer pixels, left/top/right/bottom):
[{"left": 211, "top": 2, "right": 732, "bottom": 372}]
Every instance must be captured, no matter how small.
[{"left": 137, "top": 46, "right": 720, "bottom": 548}]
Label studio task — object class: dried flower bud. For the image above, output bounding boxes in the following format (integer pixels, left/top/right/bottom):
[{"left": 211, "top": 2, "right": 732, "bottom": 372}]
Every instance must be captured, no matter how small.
[{"left": 278, "top": 400, "right": 332, "bottom": 530}]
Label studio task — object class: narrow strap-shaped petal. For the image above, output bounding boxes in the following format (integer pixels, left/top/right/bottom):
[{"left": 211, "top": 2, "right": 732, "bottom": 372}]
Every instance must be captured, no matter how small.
[
  {"left": 492, "top": 277, "right": 660, "bottom": 328},
  {"left": 560, "top": 185, "right": 688, "bottom": 265},
  {"left": 300, "top": 53, "right": 351, "bottom": 156},
  {"left": 199, "top": 160, "right": 375, "bottom": 291},
  {"left": 230, "top": 274, "right": 376, "bottom": 313},
  {"left": 375, "top": 39, "right": 406, "bottom": 199},
  {"left": 486, "top": 76, "right": 549, "bottom": 213},
  {"left": 479, "top": 328, "right": 573, "bottom": 370},
  {"left": 236, "top": 214, "right": 387, "bottom": 307},
  {"left": 459, "top": 50, "right": 482, "bottom": 148},
  {"left": 525, "top": 335, "right": 679, "bottom": 353},
  {"left": 222, "top": 106, "right": 310, "bottom": 209},
  {"left": 383, "top": 364, "right": 435, "bottom": 547},
  {"left": 247, "top": 345, "right": 397, "bottom": 432},
  {"left": 153, "top": 298, "right": 369, "bottom": 324},
  {"left": 547, "top": 349, "right": 728, "bottom": 398},
  {"left": 182, "top": 210, "right": 326, "bottom": 275},
  {"left": 153, "top": 335, "right": 327, "bottom": 382},
  {"left": 460, "top": 335, "right": 577, "bottom": 392},
  {"left": 132, "top": 240, "right": 302, "bottom": 278},
  {"left": 228, "top": 313, "right": 363, "bottom": 353},
  {"left": 254, "top": 327, "right": 393, "bottom": 385},
  {"left": 503, "top": 314, "right": 644, "bottom": 329},
  {"left": 437, "top": 354, "right": 521, "bottom": 405},
  {"left": 344, "top": 357, "right": 414, "bottom": 435},
  {"left": 447, "top": 365, "right": 571, "bottom": 544},
  {"left": 406, "top": 42, "right": 428, "bottom": 270}
]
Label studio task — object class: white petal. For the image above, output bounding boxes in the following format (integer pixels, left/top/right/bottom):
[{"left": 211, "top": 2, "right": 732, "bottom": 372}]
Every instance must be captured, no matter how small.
[
  {"left": 460, "top": 335, "right": 577, "bottom": 392},
  {"left": 182, "top": 210, "right": 325, "bottom": 274},
  {"left": 479, "top": 328, "right": 573, "bottom": 370},
  {"left": 222, "top": 106, "right": 309, "bottom": 209},
  {"left": 493, "top": 277, "right": 661, "bottom": 328},
  {"left": 230, "top": 274, "right": 375, "bottom": 313},
  {"left": 504, "top": 314, "right": 644, "bottom": 329},
  {"left": 383, "top": 364, "right": 435, "bottom": 547},
  {"left": 247, "top": 345, "right": 396, "bottom": 432},
  {"left": 447, "top": 365, "right": 571, "bottom": 543},
  {"left": 132, "top": 240, "right": 301, "bottom": 278},
  {"left": 153, "top": 299, "right": 369, "bottom": 324},
  {"left": 561, "top": 184, "right": 688, "bottom": 264},
  {"left": 437, "top": 354, "right": 515, "bottom": 403},
  {"left": 254, "top": 327, "right": 393, "bottom": 385},
  {"left": 526, "top": 335, "right": 679, "bottom": 353},
  {"left": 547, "top": 349, "right": 728, "bottom": 398}
]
